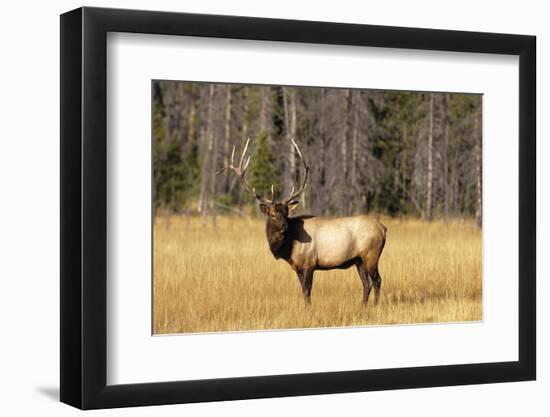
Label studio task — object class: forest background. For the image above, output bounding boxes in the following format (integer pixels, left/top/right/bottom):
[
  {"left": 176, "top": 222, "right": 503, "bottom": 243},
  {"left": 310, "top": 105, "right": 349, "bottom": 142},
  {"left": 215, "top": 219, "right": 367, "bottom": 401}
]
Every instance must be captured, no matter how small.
[{"left": 153, "top": 81, "right": 482, "bottom": 224}]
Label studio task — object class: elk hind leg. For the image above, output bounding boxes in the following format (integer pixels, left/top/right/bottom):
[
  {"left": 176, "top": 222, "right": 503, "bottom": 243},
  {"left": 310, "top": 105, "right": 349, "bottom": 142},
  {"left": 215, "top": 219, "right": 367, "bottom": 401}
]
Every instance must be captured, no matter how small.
[
  {"left": 365, "top": 257, "right": 382, "bottom": 305},
  {"left": 356, "top": 262, "right": 373, "bottom": 305},
  {"left": 372, "top": 269, "right": 382, "bottom": 305}
]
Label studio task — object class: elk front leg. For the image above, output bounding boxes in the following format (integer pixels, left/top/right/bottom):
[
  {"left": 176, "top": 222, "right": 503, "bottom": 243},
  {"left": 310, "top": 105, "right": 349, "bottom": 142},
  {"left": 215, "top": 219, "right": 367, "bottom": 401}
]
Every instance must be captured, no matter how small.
[
  {"left": 303, "top": 269, "right": 314, "bottom": 304},
  {"left": 296, "top": 269, "right": 314, "bottom": 305}
]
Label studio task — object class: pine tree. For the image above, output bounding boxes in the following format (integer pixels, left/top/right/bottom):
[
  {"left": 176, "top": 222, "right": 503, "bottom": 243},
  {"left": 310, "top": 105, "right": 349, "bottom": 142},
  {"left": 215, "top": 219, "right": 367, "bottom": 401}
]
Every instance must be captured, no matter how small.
[
  {"left": 248, "top": 131, "right": 279, "bottom": 202},
  {"left": 153, "top": 87, "right": 197, "bottom": 216}
]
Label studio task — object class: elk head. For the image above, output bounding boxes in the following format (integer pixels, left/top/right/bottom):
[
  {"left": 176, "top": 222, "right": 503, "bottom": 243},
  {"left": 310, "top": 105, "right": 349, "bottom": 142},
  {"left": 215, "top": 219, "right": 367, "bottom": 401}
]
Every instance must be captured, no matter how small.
[{"left": 217, "top": 137, "right": 309, "bottom": 231}]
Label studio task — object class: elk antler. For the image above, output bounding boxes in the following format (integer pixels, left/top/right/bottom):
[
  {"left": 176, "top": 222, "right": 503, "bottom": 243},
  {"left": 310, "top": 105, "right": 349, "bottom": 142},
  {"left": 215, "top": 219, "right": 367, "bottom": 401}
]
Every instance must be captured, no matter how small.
[
  {"left": 284, "top": 137, "right": 310, "bottom": 204},
  {"left": 216, "top": 138, "right": 275, "bottom": 205}
]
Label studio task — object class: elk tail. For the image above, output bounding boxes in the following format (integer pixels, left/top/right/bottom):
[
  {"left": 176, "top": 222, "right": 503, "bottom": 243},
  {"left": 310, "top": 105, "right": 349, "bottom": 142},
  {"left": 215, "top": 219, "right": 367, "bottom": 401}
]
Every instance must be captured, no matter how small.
[{"left": 376, "top": 220, "right": 387, "bottom": 239}]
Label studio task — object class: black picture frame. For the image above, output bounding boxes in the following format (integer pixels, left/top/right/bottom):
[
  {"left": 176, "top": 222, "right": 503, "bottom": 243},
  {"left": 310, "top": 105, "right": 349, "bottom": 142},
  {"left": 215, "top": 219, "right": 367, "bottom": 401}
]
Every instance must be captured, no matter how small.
[{"left": 60, "top": 6, "right": 536, "bottom": 410}]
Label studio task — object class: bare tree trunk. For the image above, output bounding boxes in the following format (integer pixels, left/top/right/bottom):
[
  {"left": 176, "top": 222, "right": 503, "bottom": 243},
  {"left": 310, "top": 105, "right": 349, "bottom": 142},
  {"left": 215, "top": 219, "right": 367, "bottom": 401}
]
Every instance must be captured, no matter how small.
[
  {"left": 237, "top": 86, "right": 249, "bottom": 209},
  {"left": 187, "top": 103, "right": 196, "bottom": 147},
  {"left": 340, "top": 89, "right": 351, "bottom": 214},
  {"left": 474, "top": 99, "right": 482, "bottom": 227},
  {"left": 260, "top": 87, "right": 271, "bottom": 141},
  {"left": 198, "top": 128, "right": 208, "bottom": 223},
  {"left": 400, "top": 123, "right": 407, "bottom": 213},
  {"left": 319, "top": 89, "right": 329, "bottom": 215},
  {"left": 209, "top": 88, "right": 220, "bottom": 228},
  {"left": 283, "top": 87, "right": 297, "bottom": 198},
  {"left": 450, "top": 152, "right": 458, "bottom": 216},
  {"left": 350, "top": 91, "right": 360, "bottom": 213},
  {"left": 198, "top": 85, "right": 215, "bottom": 225},
  {"left": 241, "top": 87, "right": 249, "bottom": 143},
  {"left": 223, "top": 85, "right": 232, "bottom": 193},
  {"left": 341, "top": 90, "right": 350, "bottom": 180},
  {"left": 443, "top": 93, "right": 450, "bottom": 221},
  {"left": 426, "top": 93, "right": 434, "bottom": 220},
  {"left": 350, "top": 91, "right": 358, "bottom": 185},
  {"left": 289, "top": 90, "right": 297, "bottom": 179}
]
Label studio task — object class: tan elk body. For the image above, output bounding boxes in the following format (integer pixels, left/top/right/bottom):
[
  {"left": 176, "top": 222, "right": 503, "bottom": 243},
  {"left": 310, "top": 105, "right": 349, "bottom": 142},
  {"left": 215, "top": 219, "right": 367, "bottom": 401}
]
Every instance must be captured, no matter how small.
[
  {"left": 218, "top": 138, "right": 386, "bottom": 305},
  {"left": 285, "top": 215, "right": 386, "bottom": 271}
]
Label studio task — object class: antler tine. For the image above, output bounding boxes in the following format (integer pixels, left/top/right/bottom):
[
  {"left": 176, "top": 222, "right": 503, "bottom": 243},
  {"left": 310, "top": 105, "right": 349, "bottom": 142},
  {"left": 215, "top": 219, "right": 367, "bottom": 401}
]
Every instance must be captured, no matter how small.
[
  {"left": 239, "top": 138, "right": 251, "bottom": 170},
  {"left": 230, "top": 145, "right": 236, "bottom": 166},
  {"left": 284, "top": 137, "right": 310, "bottom": 203},
  {"left": 216, "top": 137, "right": 270, "bottom": 204},
  {"left": 243, "top": 155, "right": 251, "bottom": 173},
  {"left": 216, "top": 145, "right": 238, "bottom": 175},
  {"left": 291, "top": 137, "right": 309, "bottom": 175},
  {"left": 290, "top": 137, "right": 303, "bottom": 161},
  {"left": 270, "top": 184, "right": 275, "bottom": 204}
]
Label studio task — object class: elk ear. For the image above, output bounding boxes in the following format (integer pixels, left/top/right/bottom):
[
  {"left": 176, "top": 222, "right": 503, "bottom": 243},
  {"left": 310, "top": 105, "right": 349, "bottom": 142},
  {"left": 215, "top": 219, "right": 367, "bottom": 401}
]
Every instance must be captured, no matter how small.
[
  {"left": 259, "top": 204, "right": 270, "bottom": 215},
  {"left": 287, "top": 200, "right": 300, "bottom": 213}
]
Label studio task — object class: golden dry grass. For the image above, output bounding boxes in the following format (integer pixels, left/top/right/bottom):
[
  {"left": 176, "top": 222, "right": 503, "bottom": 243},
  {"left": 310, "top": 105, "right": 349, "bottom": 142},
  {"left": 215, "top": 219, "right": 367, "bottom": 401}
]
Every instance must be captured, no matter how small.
[{"left": 153, "top": 215, "right": 482, "bottom": 334}]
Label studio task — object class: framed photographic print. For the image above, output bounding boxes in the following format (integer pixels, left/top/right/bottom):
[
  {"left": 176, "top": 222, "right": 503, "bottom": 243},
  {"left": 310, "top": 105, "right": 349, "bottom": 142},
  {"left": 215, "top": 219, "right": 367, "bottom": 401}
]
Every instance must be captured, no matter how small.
[{"left": 60, "top": 6, "right": 536, "bottom": 409}]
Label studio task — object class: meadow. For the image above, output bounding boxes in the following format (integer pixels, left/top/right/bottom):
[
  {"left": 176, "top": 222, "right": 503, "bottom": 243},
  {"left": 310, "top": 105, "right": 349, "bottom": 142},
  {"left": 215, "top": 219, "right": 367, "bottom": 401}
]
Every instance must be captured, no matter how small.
[{"left": 153, "top": 214, "right": 482, "bottom": 334}]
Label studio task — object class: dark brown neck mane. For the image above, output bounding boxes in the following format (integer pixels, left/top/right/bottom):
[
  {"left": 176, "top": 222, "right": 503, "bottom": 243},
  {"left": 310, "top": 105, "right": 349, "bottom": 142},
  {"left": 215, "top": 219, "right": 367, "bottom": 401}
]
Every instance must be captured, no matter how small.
[
  {"left": 265, "top": 221, "right": 292, "bottom": 260},
  {"left": 265, "top": 216, "right": 314, "bottom": 261}
]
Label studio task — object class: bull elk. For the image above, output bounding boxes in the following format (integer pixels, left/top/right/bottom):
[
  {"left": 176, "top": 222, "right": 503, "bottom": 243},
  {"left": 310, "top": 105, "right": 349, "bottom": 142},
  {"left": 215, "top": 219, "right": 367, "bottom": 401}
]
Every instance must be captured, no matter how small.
[{"left": 217, "top": 137, "right": 386, "bottom": 305}]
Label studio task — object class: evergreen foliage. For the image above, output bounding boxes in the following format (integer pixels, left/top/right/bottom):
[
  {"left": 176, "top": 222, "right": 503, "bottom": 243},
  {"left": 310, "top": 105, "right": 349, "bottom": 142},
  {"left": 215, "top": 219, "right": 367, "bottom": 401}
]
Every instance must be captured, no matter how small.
[{"left": 248, "top": 131, "right": 279, "bottom": 200}]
